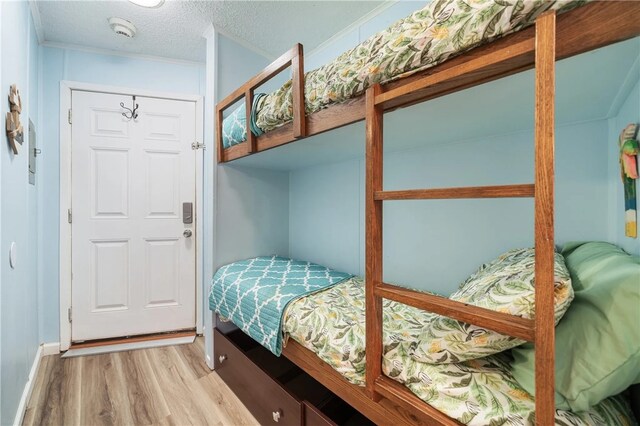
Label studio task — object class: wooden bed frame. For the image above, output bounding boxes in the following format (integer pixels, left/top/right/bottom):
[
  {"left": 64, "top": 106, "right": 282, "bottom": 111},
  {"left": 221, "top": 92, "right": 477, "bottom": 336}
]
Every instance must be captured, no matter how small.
[{"left": 215, "top": 2, "right": 640, "bottom": 425}]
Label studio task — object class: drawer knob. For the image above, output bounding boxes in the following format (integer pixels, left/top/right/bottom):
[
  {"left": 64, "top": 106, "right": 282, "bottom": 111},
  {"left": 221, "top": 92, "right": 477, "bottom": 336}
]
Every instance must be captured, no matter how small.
[
  {"left": 218, "top": 354, "right": 227, "bottom": 364},
  {"left": 272, "top": 410, "right": 281, "bottom": 423}
]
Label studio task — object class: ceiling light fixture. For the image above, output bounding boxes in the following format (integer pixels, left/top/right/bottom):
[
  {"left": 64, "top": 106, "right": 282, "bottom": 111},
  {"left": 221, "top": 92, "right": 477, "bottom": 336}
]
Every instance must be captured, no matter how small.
[
  {"left": 109, "top": 17, "right": 137, "bottom": 38},
  {"left": 128, "top": 0, "right": 164, "bottom": 8}
]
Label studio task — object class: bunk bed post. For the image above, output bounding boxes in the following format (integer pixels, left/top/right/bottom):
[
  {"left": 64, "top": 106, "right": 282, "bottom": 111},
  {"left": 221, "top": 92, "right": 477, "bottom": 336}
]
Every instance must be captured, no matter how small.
[
  {"left": 246, "top": 89, "right": 256, "bottom": 153},
  {"left": 216, "top": 106, "right": 224, "bottom": 163},
  {"left": 533, "top": 11, "right": 556, "bottom": 425},
  {"left": 292, "top": 43, "right": 306, "bottom": 139},
  {"left": 365, "top": 84, "right": 383, "bottom": 402}
]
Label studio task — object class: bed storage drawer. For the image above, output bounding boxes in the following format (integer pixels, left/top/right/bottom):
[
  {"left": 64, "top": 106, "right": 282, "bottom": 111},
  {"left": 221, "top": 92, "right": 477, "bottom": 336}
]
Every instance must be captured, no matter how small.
[
  {"left": 303, "top": 402, "right": 336, "bottom": 426},
  {"left": 214, "top": 328, "right": 375, "bottom": 426},
  {"left": 214, "top": 329, "right": 301, "bottom": 425}
]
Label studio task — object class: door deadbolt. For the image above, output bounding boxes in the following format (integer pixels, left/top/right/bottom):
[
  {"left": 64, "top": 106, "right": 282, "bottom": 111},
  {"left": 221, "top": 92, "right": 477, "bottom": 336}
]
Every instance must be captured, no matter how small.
[{"left": 183, "top": 229, "right": 192, "bottom": 238}]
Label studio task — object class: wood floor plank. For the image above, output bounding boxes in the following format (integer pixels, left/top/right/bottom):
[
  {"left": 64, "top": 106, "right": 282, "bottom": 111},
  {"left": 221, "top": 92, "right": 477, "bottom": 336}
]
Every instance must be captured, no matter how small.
[
  {"left": 118, "top": 349, "right": 171, "bottom": 425},
  {"left": 80, "top": 354, "right": 119, "bottom": 426},
  {"left": 22, "top": 355, "right": 52, "bottom": 426},
  {"left": 103, "top": 353, "right": 136, "bottom": 425},
  {"left": 145, "top": 346, "right": 218, "bottom": 425},
  {"left": 24, "top": 355, "right": 83, "bottom": 426},
  {"left": 175, "top": 338, "right": 210, "bottom": 380},
  {"left": 23, "top": 339, "right": 258, "bottom": 426},
  {"left": 198, "top": 373, "right": 260, "bottom": 426}
]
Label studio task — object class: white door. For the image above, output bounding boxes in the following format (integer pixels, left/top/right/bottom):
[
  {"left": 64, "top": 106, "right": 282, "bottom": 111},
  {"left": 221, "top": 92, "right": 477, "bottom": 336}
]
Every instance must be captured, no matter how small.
[{"left": 71, "top": 90, "right": 196, "bottom": 341}]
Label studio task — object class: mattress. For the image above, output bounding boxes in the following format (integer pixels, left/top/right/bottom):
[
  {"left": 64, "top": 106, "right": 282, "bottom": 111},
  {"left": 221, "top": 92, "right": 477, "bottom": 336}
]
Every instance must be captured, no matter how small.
[
  {"left": 282, "top": 277, "right": 636, "bottom": 426},
  {"left": 222, "top": 0, "right": 589, "bottom": 149}
]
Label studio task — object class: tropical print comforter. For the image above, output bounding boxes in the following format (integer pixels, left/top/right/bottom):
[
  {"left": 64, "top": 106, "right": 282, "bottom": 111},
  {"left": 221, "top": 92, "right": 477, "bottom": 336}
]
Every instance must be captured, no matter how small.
[
  {"left": 253, "top": 0, "right": 588, "bottom": 133},
  {"left": 283, "top": 278, "right": 636, "bottom": 425}
]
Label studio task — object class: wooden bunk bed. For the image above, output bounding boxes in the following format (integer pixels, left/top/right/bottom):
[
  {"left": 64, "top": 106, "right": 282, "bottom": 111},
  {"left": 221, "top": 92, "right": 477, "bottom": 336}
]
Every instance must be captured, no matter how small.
[{"left": 213, "top": 2, "right": 640, "bottom": 425}]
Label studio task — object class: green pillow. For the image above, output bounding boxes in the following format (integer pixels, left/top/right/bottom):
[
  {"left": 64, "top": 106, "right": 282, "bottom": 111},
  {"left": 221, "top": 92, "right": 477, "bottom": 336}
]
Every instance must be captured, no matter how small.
[
  {"left": 510, "top": 242, "right": 640, "bottom": 412},
  {"left": 411, "top": 248, "right": 574, "bottom": 364}
]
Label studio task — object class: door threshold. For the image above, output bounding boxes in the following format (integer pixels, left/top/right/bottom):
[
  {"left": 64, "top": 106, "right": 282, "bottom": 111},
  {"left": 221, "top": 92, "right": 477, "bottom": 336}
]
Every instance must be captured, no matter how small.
[{"left": 62, "top": 330, "right": 196, "bottom": 358}]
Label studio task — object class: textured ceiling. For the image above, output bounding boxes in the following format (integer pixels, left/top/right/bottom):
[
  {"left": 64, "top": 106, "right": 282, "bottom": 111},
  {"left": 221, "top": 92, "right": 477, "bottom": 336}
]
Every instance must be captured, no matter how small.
[{"left": 34, "top": 0, "right": 386, "bottom": 62}]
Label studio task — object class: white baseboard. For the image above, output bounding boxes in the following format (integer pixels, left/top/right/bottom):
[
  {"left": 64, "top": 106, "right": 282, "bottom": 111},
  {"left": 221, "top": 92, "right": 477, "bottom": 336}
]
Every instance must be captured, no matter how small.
[
  {"left": 13, "top": 345, "right": 44, "bottom": 426},
  {"left": 42, "top": 342, "right": 60, "bottom": 356}
]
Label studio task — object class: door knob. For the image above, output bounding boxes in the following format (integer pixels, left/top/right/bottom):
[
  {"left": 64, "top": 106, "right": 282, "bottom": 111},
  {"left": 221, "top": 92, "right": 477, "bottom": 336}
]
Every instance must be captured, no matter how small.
[{"left": 183, "top": 229, "right": 192, "bottom": 238}]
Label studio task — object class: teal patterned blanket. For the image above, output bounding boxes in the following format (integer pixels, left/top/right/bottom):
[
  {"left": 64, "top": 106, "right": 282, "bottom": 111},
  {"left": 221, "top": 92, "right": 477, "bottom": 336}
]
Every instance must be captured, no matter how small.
[
  {"left": 209, "top": 256, "right": 352, "bottom": 355},
  {"left": 221, "top": 93, "right": 267, "bottom": 149}
]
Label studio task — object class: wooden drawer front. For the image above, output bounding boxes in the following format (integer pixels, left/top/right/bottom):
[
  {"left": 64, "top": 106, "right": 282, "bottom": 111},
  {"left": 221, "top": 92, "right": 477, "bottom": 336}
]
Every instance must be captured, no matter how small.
[
  {"left": 214, "top": 329, "right": 301, "bottom": 425},
  {"left": 303, "top": 402, "right": 336, "bottom": 426}
]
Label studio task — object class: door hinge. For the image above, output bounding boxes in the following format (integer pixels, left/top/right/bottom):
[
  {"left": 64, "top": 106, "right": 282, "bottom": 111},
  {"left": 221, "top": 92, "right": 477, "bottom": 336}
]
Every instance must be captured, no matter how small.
[
  {"left": 68, "top": 209, "right": 72, "bottom": 224},
  {"left": 68, "top": 108, "right": 72, "bottom": 125},
  {"left": 68, "top": 307, "right": 72, "bottom": 323},
  {"left": 191, "top": 141, "right": 206, "bottom": 150}
]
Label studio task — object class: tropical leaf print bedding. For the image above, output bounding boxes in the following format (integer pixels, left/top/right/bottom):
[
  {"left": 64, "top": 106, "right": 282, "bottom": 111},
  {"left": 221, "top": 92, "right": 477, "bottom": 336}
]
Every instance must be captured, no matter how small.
[
  {"left": 412, "top": 248, "right": 574, "bottom": 364},
  {"left": 282, "top": 277, "right": 635, "bottom": 425},
  {"left": 255, "top": 0, "right": 588, "bottom": 133}
]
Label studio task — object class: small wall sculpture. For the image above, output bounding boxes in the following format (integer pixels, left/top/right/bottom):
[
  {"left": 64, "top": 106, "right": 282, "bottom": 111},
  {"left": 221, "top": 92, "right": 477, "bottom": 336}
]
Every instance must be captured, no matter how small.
[
  {"left": 6, "top": 84, "right": 24, "bottom": 154},
  {"left": 619, "top": 123, "right": 640, "bottom": 238}
]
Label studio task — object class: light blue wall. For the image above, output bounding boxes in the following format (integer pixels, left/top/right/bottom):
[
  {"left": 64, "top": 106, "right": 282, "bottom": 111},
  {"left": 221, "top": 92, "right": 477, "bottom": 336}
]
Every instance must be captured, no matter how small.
[
  {"left": 1, "top": 2, "right": 41, "bottom": 424},
  {"left": 305, "top": 1, "right": 424, "bottom": 70},
  {"left": 218, "top": 35, "right": 269, "bottom": 105},
  {"left": 214, "top": 35, "right": 289, "bottom": 271},
  {"left": 215, "top": 165, "right": 290, "bottom": 270},
  {"left": 289, "top": 120, "right": 612, "bottom": 294},
  {"left": 289, "top": 160, "right": 361, "bottom": 274},
  {"left": 610, "top": 78, "right": 640, "bottom": 255},
  {"left": 39, "top": 46, "right": 205, "bottom": 343}
]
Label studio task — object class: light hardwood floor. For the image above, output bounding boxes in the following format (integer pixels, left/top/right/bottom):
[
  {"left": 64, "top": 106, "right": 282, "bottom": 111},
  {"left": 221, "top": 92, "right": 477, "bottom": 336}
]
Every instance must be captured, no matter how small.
[{"left": 23, "top": 338, "right": 259, "bottom": 426}]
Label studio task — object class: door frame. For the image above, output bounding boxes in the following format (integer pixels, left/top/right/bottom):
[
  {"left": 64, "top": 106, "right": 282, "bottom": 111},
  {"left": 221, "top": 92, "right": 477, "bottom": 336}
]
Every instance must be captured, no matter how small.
[{"left": 59, "top": 80, "right": 204, "bottom": 351}]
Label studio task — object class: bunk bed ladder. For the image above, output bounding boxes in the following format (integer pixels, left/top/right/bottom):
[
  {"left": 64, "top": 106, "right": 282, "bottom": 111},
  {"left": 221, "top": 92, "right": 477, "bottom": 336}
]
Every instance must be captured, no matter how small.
[{"left": 365, "top": 12, "right": 556, "bottom": 426}]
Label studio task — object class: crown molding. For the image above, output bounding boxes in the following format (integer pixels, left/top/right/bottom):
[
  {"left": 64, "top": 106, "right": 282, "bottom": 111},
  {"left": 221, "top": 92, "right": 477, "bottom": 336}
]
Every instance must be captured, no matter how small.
[{"left": 41, "top": 41, "right": 205, "bottom": 67}]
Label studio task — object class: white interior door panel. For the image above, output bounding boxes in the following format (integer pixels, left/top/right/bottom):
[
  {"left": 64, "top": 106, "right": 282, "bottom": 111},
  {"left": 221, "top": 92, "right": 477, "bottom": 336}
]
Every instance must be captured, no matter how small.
[{"left": 71, "top": 91, "right": 196, "bottom": 341}]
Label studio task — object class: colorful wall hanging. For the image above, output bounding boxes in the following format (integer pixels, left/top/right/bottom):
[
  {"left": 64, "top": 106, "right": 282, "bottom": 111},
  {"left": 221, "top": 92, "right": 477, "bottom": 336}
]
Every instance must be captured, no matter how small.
[
  {"left": 6, "top": 84, "right": 23, "bottom": 154},
  {"left": 619, "top": 123, "right": 640, "bottom": 238}
]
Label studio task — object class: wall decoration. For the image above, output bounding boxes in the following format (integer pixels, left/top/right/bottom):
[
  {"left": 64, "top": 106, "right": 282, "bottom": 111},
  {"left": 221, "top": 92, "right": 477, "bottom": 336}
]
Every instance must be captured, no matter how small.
[
  {"left": 6, "top": 84, "right": 24, "bottom": 154},
  {"left": 619, "top": 123, "right": 640, "bottom": 238}
]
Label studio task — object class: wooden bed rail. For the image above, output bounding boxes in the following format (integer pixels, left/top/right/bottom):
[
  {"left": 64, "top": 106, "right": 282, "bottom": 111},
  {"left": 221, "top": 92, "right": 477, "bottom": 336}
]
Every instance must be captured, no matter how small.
[
  {"left": 215, "top": 43, "right": 305, "bottom": 162},
  {"left": 365, "top": 12, "right": 557, "bottom": 425}
]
